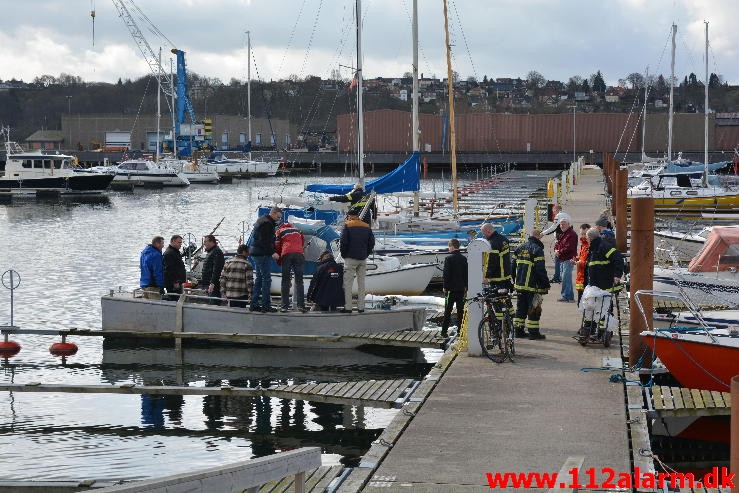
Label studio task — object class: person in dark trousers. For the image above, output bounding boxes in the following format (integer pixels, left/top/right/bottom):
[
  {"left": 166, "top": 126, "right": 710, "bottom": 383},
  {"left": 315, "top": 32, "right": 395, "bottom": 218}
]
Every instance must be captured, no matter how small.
[
  {"left": 329, "top": 184, "right": 377, "bottom": 225},
  {"left": 440, "top": 238, "right": 468, "bottom": 338},
  {"left": 274, "top": 221, "right": 306, "bottom": 312},
  {"left": 163, "top": 235, "right": 186, "bottom": 296},
  {"left": 543, "top": 207, "right": 565, "bottom": 283},
  {"left": 480, "top": 223, "right": 512, "bottom": 291},
  {"left": 139, "top": 236, "right": 165, "bottom": 299},
  {"left": 553, "top": 213, "right": 578, "bottom": 302},
  {"left": 200, "top": 234, "right": 225, "bottom": 305},
  {"left": 307, "top": 251, "right": 345, "bottom": 311},
  {"left": 511, "top": 229, "right": 550, "bottom": 340},
  {"left": 583, "top": 227, "right": 625, "bottom": 339},
  {"left": 219, "top": 244, "right": 254, "bottom": 308},
  {"left": 339, "top": 212, "right": 375, "bottom": 313},
  {"left": 249, "top": 207, "right": 282, "bottom": 312}
]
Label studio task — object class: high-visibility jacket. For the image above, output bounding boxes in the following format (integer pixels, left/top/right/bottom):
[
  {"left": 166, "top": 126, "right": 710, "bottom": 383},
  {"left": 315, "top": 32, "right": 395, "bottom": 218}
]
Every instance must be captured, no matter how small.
[
  {"left": 585, "top": 237, "right": 624, "bottom": 292},
  {"left": 575, "top": 236, "right": 590, "bottom": 291},
  {"left": 483, "top": 231, "right": 512, "bottom": 287},
  {"left": 512, "top": 236, "right": 550, "bottom": 293},
  {"left": 329, "top": 189, "right": 377, "bottom": 223}
]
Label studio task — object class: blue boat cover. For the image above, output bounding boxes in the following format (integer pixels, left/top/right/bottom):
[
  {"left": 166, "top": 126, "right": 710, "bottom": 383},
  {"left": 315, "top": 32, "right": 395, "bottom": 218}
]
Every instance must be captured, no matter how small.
[{"left": 306, "top": 151, "right": 420, "bottom": 194}]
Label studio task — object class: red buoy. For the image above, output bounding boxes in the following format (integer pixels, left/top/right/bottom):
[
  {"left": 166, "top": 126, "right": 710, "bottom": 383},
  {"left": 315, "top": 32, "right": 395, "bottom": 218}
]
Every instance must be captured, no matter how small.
[
  {"left": 50, "top": 342, "right": 78, "bottom": 357},
  {"left": 0, "top": 340, "right": 21, "bottom": 358}
]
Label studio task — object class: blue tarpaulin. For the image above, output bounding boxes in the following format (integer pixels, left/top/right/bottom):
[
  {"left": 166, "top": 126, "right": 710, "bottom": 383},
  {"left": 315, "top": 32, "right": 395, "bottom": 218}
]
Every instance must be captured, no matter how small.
[{"left": 305, "top": 151, "right": 420, "bottom": 194}]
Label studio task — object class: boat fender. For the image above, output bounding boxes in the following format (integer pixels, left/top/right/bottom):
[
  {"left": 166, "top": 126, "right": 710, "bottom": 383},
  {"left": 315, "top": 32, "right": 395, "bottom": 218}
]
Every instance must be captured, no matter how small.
[
  {"left": 49, "top": 341, "right": 78, "bottom": 357},
  {"left": 0, "top": 340, "right": 21, "bottom": 358}
]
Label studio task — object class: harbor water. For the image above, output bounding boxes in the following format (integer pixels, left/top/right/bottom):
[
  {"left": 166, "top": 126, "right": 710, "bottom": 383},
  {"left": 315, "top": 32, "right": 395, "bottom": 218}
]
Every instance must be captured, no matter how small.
[{"left": 0, "top": 174, "right": 455, "bottom": 482}]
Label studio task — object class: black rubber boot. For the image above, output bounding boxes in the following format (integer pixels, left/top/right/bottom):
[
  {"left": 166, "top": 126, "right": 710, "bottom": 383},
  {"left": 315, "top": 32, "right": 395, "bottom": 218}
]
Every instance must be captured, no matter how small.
[
  {"left": 515, "top": 326, "right": 527, "bottom": 338},
  {"left": 528, "top": 328, "right": 546, "bottom": 340}
]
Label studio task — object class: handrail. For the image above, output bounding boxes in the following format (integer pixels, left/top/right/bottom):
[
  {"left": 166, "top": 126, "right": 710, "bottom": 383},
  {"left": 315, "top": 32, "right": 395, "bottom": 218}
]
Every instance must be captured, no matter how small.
[{"left": 633, "top": 289, "right": 717, "bottom": 343}]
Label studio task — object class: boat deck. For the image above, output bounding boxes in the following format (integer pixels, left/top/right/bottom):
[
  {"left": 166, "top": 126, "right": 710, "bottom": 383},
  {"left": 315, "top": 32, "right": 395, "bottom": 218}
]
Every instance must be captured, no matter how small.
[{"left": 646, "top": 385, "right": 732, "bottom": 417}]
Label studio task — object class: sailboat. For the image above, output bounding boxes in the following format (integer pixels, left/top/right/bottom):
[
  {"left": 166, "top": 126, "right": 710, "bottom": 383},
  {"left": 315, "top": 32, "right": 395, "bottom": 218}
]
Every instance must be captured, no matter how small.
[
  {"left": 627, "top": 23, "right": 739, "bottom": 210},
  {"left": 205, "top": 32, "right": 280, "bottom": 177}
]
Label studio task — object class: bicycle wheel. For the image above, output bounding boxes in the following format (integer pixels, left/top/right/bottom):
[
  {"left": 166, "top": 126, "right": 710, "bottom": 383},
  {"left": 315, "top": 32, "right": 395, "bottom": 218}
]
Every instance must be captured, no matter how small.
[
  {"left": 501, "top": 312, "right": 515, "bottom": 360},
  {"left": 478, "top": 316, "right": 504, "bottom": 363}
]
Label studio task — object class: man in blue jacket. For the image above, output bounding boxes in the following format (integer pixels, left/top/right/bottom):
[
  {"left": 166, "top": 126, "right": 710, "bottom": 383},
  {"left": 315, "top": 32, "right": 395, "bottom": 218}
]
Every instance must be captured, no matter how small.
[
  {"left": 339, "top": 212, "right": 375, "bottom": 313},
  {"left": 140, "top": 236, "right": 165, "bottom": 299}
]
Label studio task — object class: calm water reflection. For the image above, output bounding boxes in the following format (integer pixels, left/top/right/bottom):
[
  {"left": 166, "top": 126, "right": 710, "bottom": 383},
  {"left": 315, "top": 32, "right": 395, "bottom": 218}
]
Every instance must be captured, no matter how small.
[{"left": 0, "top": 176, "right": 442, "bottom": 481}]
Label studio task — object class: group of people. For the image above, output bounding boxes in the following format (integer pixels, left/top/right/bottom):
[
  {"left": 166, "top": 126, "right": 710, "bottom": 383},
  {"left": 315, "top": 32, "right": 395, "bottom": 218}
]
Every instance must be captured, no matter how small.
[
  {"left": 138, "top": 183, "right": 377, "bottom": 313},
  {"left": 439, "top": 208, "right": 624, "bottom": 341}
]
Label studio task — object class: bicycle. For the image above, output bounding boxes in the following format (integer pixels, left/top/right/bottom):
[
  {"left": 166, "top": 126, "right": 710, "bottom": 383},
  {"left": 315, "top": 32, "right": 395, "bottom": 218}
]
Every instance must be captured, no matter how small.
[{"left": 470, "top": 286, "right": 516, "bottom": 363}]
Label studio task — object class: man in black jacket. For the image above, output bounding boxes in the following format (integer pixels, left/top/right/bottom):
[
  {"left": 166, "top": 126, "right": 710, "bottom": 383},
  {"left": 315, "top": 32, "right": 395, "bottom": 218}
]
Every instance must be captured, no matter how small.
[
  {"left": 441, "top": 238, "right": 468, "bottom": 337},
  {"left": 249, "top": 207, "right": 282, "bottom": 312},
  {"left": 511, "top": 229, "right": 550, "bottom": 340},
  {"left": 200, "top": 234, "right": 225, "bottom": 305},
  {"left": 339, "top": 212, "right": 375, "bottom": 313},
  {"left": 163, "top": 235, "right": 187, "bottom": 296},
  {"left": 307, "top": 251, "right": 344, "bottom": 311}
]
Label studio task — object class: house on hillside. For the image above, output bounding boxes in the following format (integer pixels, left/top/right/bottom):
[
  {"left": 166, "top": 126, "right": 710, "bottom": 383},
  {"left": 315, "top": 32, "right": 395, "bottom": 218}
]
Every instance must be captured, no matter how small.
[{"left": 26, "top": 130, "right": 64, "bottom": 150}]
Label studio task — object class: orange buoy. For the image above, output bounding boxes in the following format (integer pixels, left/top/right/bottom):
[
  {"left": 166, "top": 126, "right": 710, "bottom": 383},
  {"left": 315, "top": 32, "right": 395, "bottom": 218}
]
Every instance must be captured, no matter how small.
[
  {"left": 0, "top": 340, "right": 21, "bottom": 358},
  {"left": 50, "top": 341, "right": 78, "bottom": 357}
]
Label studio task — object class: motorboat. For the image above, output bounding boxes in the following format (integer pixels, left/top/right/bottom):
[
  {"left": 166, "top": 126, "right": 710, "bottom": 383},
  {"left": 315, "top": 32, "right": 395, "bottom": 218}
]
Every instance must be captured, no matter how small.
[
  {"left": 100, "top": 289, "right": 427, "bottom": 349},
  {"left": 159, "top": 156, "right": 219, "bottom": 184},
  {"left": 113, "top": 159, "right": 190, "bottom": 187},
  {"left": 0, "top": 139, "right": 114, "bottom": 195},
  {"left": 627, "top": 173, "right": 739, "bottom": 210},
  {"left": 652, "top": 226, "right": 739, "bottom": 308},
  {"left": 654, "top": 226, "right": 711, "bottom": 263},
  {"left": 207, "top": 153, "right": 280, "bottom": 176},
  {"left": 636, "top": 290, "right": 739, "bottom": 393}
]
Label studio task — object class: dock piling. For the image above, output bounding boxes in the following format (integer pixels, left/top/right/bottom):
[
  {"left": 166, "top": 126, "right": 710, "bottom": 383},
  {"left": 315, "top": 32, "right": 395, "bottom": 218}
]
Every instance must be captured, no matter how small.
[
  {"left": 628, "top": 197, "right": 655, "bottom": 367},
  {"left": 732, "top": 375, "right": 739, "bottom": 493}
]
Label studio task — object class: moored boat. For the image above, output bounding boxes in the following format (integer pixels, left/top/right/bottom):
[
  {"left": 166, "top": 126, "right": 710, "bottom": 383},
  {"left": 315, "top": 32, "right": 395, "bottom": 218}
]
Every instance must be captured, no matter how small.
[{"left": 113, "top": 159, "right": 190, "bottom": 187}]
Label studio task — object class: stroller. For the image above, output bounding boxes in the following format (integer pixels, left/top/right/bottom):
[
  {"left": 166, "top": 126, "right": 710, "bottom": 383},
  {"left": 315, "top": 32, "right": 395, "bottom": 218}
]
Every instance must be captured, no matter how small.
[{"left": 574, "top": 285, "right": 621, "bottom": 347}]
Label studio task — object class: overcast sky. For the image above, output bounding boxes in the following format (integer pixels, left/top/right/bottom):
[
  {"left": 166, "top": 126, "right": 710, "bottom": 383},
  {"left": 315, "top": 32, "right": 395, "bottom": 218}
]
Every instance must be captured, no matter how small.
[{"left": 1, "top": 0, "right": 737, "bottom": 87}]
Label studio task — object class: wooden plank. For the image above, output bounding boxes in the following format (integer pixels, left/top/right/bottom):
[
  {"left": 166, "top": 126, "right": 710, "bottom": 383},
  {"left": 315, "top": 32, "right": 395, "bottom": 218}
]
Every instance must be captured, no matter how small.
[
  {"left": 365, "top": 380, "right": 396, "bottom": 402},
  {"left": 346, "top": 380, "right": 376, "bottom": 401},
  {"left": 652, "top": 385, "right": 664, "bottom": 410},
  {"left": 377, "top": 379, "right": 412, "bottom": 403},
  {"left": 339, "top": 380, "right": 371, "bottom": 399},
  {"left": 676, "top": 387, "right": 689, "bottom": 409},
  {"left": 723, "top": 391, "right": 731, "bottom": 407},
  {"left": 701, "top": 389, "right": 715, "bottom": 408},
  {"left": 711, "top": 391, "right": 726, "bottom": 407},
  {"left": 311, "top": 465, "right": 342, "bottom": 492},
  {"left": 358, "top": 380, "right": 386, "bottom": 401},
  {"left": 691, "top": 388, "right": 705, "bottom": 409},
  {"left": 672, "top": 387, "right": 685, "bottom": 409},
  {"left": 316, "top": 383, "right": 340, "bottom": 397},
  {"left": 625, "top": 384, "right": 656, "bottom": 492},
  {"left": 661, "top": 386, "right": 675, "bottom": 410}
]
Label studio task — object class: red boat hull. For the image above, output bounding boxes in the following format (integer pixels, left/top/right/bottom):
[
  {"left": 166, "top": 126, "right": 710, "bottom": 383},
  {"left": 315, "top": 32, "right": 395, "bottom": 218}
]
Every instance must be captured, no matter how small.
[{"left": 645, "top": 335, "right": 738, "bottom": 392}]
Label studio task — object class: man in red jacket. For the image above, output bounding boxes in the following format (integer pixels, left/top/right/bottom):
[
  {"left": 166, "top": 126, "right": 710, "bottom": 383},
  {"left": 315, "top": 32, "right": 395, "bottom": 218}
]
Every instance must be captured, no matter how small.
[
  {"left": 274, "top": 221, "right": 306, "bottom": 312},
  {"left": 553, "top": 213, "right": 578, "bottom": 302}
]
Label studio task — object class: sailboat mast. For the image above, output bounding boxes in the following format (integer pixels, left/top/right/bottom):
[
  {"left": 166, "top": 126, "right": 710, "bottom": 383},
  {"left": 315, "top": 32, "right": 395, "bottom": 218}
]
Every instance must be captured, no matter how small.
[
  {"left": 641, "top": 67, "right": 648, "bottom": 160},
  {"left": 356, "top": 0, "right": 365, "bottom": 186},
  {"left": 156, "top": 47, "right": 161, "bottom": 162},
  {"left": 703, "top": 21, "right": 709, "bottom": 187},
  {"left": 443, "top": 0, "right": 458, "bottom": 213},
  {"left": 247, "top": 30, "right": 252, "bottom": 161},
  {"left": 668, "top": 23, "right": 676, "bottom": 161},
  {"left": 412, "top": 0, "right": 420, "bottom": 215},
  {"left": 171, "top": 58, "right": 177, "bottom": 160}
]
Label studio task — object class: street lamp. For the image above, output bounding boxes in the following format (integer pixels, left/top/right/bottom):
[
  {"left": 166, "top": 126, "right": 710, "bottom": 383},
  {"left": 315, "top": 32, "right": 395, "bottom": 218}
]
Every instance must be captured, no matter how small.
[{"left": 567, "top": 104, "right": 576, "bottom": 163}]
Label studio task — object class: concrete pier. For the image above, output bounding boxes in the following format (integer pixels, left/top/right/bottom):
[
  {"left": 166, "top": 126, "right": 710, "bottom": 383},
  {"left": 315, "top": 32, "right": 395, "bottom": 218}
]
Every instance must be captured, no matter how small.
[{"left": 362, "top": 169, "right": 630, "bottom": 491}]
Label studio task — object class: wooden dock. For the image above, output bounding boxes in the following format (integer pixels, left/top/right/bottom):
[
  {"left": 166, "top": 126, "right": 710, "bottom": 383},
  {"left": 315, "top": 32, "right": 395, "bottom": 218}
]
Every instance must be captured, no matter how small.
[
  {"left": 646, "top": 385, "right": 732, "bottom": 417},
  {"left": 0, "top": 378, "right": 419, "bottom": 409},
  {"left": 1, "top": 326, "right": 445, "bottom": 349}
]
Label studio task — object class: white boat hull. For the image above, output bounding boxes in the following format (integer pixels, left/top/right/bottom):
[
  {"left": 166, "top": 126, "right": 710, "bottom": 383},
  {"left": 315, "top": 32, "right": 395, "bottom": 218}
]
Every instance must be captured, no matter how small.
[
  {"left": 113, "top": 172, "right": 190, "bottom": 187},
  {"left": 270, "top": 263, "right": 437, "bottom": 296},
  {"left": 653, "top": 266, "right": 739, "bottom": 307}
]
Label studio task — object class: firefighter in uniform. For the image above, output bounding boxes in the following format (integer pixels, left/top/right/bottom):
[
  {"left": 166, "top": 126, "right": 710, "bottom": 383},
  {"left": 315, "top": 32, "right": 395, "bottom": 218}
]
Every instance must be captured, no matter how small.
[
  {"left": 582, "top": 228, "right": 624, "bottom": 339},
  {"left": 480, "top": 222, "right": 514, "bottom": 323},
  {"left": 511, "top": 229, "right": 550, "bottom": 340},
  {"left": 329, "top": 184, "right": 377, "bottom": 225}
]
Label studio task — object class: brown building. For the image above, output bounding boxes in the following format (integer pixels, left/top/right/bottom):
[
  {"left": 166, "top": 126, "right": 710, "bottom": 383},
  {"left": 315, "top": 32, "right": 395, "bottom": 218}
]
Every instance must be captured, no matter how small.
[
  {"left": 337, "top": 109, "right": 739, "bottom": 154},
  {"left": 25, "top": 130, "right": 64, "bottom": 150}
]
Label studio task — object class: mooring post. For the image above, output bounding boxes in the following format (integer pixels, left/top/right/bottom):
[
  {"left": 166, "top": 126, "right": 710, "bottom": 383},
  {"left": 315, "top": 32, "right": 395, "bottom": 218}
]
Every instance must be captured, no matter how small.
[
  {"left": 466, "top": 238, "right": 492, "bottom": 357},
  {"left": 615, "top": 168, "right": 628, "bottom": 253},
  {"left": 732, "top": 375, "right": 739, "bottom": 493},
  {"left": 629, "top": 197, "right": 654, "bottom": 367}
]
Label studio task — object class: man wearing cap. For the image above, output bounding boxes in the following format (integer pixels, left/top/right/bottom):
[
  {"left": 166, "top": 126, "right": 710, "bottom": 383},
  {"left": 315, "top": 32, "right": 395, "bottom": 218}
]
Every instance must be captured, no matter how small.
[
  {"left": 339, "top": 211, "right": 375, "bottom": 313},
  {"left": 595, "top": 216, "right": 616, "bottom": 247},
  {"left": 307, "top": 251, "right": 344, "bottom": 311},
  {"left": 328, "top": 184, "right": 377, "bottom": 225},
  {"left": 553, "top": 213, "right": 578, "bottom": 302}
]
